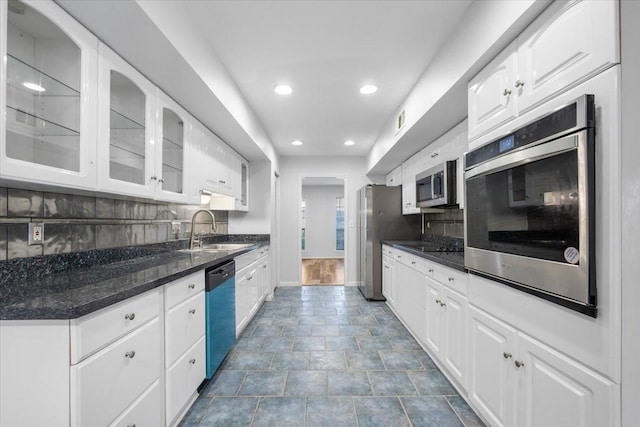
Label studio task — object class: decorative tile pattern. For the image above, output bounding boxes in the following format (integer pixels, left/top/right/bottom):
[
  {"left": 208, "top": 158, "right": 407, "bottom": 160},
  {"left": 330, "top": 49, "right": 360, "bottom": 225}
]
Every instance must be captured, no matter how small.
[{"left": 180, "top": 286, "right": 485, "bottom": 426}]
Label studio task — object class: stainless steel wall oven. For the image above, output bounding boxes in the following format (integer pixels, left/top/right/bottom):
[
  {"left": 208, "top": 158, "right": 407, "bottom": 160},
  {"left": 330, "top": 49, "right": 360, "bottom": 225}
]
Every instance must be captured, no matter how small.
[{"left": 464, "top": 95, "right": 597, "bottom": 317}]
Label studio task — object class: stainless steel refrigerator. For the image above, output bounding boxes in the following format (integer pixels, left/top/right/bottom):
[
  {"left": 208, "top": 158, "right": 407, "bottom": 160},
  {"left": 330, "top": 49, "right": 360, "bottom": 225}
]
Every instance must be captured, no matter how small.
[{"left": 357, "top": 185, "right": 420, "bottom": 300}]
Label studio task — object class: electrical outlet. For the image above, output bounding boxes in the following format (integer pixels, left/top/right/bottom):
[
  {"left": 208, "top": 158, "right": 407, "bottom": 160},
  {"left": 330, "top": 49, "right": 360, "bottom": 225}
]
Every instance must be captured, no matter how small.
[
  {"left": 28, "top": 222, "right": 44, "bottom": 245},
  {"left": 171, "top": 221, "right": 181, "bottom": 236}
]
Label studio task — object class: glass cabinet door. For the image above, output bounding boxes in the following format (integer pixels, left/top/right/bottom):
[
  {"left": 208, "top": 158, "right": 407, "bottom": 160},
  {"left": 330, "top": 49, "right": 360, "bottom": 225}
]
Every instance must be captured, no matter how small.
[
  {"left": 1, "top": 0, "right": 98, "bottom": 189},
  {"left": 108, "top": 70, "right": 146, "bottom": 185},
  {"left": 97, "top": 42, "right": 155, "bottom": 198},
  {"left": 160, "top": 107, "right": 184, "bottom": 195}
]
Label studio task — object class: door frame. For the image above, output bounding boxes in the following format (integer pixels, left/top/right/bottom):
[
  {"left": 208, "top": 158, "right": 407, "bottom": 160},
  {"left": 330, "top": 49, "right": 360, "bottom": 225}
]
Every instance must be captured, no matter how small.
[{"left": 297, "top": 175, "right": 348, "bottom": 286}]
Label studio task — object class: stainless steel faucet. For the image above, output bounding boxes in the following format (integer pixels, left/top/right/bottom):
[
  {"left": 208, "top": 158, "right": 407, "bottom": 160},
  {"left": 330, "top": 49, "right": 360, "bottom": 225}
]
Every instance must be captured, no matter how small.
[{"left": 190, "top": 209, "right": 217, "bottom": 250}]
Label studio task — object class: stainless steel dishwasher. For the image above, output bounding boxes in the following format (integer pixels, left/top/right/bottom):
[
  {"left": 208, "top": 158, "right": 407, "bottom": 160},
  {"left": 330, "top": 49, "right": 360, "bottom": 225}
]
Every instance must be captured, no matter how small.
[{"left": 205, "top": 260, "right": 236, "bottom": 379}]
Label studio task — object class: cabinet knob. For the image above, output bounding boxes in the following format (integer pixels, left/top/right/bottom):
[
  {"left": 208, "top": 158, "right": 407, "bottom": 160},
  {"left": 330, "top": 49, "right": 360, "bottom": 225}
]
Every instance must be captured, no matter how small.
[
  {"left": 188, "top": 284, "right": 195, "bottom": 289},
  {"left": 150, "top": 176, "right": 157, "bottom": 181},
  {"left": 515, "top": 360, "right": 525, "bottom": 368},
  {"left": 435, "top": 299, "right": 442, "bottom": 305},
  {"left": 158, "top": 178, "right": 165, "bottom": 183},
  {"left": 503, "top": 352, "right": 512, "bottom": 359},
  {"left": 503, "top": 88, "right": 512, "bottom": 96},
  {"left": 127, "top": 424, "right": 136, "bottom": 427},
  {"left": 397, "top": 255, "right": 402, "bottom": 259},
  {"left": 263, "top": 265, "right": 267, "bottom": 268},
  {"left": 428, "top": 269, "right": 434, "bottom": 273},
  {"left": 124, "top": 313, "right": 136, "bottom": 321},
  {"left": 440, "top": 302, "right": 446, "bottom": 307},
  {"left": 411, "top": 261, "right": 416, "bottom": 265},
  {"left": 448, "top": 277, "right": 454, "bottom": 282},
  {"left": 125, "top": 351, "right": 136, "bottom": 359},
  {"left": 189, "top": 309, "right": 196, "bottom": 315},
  {"left": 189, "top": 358, "right": 196, "bottom": 364},
  {"left": 515, "top": 80, "right": 525, "bottom": 88}
]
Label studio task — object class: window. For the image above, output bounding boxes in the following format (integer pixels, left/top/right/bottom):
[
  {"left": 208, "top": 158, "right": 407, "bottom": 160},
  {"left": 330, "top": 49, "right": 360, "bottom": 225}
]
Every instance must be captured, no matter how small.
[
  {"left": 301, "top": 199, "right": 306, "bottom": 250},
  {"left": 336, "top": 196, "right": 344, "bottom": 250}
]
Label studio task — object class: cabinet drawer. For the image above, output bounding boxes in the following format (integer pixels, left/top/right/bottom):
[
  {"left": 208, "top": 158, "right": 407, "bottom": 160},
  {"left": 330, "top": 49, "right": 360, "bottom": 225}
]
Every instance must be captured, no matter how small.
[
  {"left": 382, "top": 245, "right": 395, "bottom": 257},
  {"left": 109, "top": 380, "right": 162, "bottom": 427},
  {"left": 235, "top": 249, "right": 258, "bottom": 271},
  {"left": 71, "top": 288, "right": 160, "bottom": 363},
  {"left": 166, "top": 336, "right": 206, "bottom": 425},
  {"left": 71, "top": 318, "right": 161, "bottom": 427},
  {"left": 395, "top": 251, "right": 426, "bottom": 273},
  {"left": 432, "top": 266, "right": 468, "bottom": 296},
  {"left": 166, "top": 291, "right": 206, "bottom": 367},
  {"left": 165, "top": 271, "right": 205, "bottom": 309}
]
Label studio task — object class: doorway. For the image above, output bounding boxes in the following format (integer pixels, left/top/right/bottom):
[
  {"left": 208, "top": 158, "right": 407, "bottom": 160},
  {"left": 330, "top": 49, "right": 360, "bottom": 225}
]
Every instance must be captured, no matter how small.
[{"left": 299, "top": 176, "right": 346, "bottom": 286}]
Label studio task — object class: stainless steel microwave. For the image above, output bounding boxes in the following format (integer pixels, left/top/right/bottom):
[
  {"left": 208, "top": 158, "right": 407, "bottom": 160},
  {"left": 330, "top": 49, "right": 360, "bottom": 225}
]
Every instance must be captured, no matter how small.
[
  {"left": 464, "top": 95, "right": 596, "bottom": 317},
  {"left": 416, "top": 160, "right": 457, "bottom": 208}
]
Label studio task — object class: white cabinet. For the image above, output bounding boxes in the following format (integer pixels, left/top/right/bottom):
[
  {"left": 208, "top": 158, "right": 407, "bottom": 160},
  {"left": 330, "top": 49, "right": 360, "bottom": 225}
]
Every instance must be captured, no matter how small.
[
  {"left": 468, "top": 44, "right": 518, "bottom": 142},
  {"left": 97, "top": 42, "right": 157, "bottom": 199},
  {"left": 468, "top": 305, "right": 618, "bottom": 427},
  {"left": 235, "top": 245, "right": 270, "bottom": 334},
  {"left": 382, "top": 246, "right": 396, "bottom": 307},
  {"left": 236, "top": 158, "right": 250, "bottom": 211},
  {"left": 386, "top": 165, "right": 402, "bottom": 187},
  {"left": 163, "top": 271, "right": 206, "bottom": 426},
  {"left": 401, "top": 155, "right": 420, "bottom": 215},
  {"left": 154, "top": 89, "right": 199, "bottom": 204},
  {"left": 70, "top": 317, "right": 162, "bottom": 427},
  {"left": 394, "top": 251, "right": 427, "bottom": 343},
  {"left": 0, "top": 0, "right": 98, "bottom": 190},
  {"left": 468, "top": 0, "right": 619, "bottom": 141}
]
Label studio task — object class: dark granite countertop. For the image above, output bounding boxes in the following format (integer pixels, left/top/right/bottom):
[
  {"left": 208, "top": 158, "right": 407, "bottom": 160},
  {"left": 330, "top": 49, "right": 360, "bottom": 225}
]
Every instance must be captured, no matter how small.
[
  {"left": 382, "top": 240, "right": 466, "bottom": 273},
  {"left": 0, "top": 237, "right": 269, "bottom": 320}
]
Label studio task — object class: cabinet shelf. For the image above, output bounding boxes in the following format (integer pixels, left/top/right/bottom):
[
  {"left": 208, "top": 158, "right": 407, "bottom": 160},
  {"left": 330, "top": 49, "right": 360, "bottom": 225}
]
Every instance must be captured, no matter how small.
[
  {"left": 7, "top": 54, "right": 80, "bottom": 97},
  {"left": 6, "top": 106, "right": 80, "bottom": 137},
  {"left": 110, "top": 109, "right": 144, "bottom": 130}
]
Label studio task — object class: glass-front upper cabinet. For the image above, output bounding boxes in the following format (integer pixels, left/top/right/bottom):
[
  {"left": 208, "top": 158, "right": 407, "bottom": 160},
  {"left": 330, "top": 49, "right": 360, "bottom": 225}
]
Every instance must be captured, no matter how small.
[
  {"left": 155, "top": 89, "right": 198, "bottom": 204},
  {"left": 96, "top": 42, "right": 156, "bottom": 199},
  {"left": 0, "top": 0, "right": 98, "bottom": 189}
]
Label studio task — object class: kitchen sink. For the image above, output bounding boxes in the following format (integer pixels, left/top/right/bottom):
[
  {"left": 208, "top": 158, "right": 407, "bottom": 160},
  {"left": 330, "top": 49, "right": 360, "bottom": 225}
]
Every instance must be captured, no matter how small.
[{"left": 202, "top": 243, "right": 253, "bottom": 251}]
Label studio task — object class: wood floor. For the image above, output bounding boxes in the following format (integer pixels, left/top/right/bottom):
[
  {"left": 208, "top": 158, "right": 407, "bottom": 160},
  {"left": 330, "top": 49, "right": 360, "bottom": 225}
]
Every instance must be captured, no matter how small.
[{"left": 301, "top": 258, "right": 344, "bottom": 285}]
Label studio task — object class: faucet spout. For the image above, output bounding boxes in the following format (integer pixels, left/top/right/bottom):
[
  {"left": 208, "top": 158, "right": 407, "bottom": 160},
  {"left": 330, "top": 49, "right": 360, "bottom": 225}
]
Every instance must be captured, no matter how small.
[{"left": 190, "top": 209, "right": 217, "bottom": 250}]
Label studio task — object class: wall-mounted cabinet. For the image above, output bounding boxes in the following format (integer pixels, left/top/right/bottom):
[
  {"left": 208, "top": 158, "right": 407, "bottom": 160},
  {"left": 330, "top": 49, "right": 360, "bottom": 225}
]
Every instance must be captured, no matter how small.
[
  {"left": 0, "top": 0, "right": 98, "bottom": 190},
  {"left": 385, "top": 165, "right": 402, "bottom": 187},
  {"left": 468, "top": 0, "right": 619, "bottom": 142}
]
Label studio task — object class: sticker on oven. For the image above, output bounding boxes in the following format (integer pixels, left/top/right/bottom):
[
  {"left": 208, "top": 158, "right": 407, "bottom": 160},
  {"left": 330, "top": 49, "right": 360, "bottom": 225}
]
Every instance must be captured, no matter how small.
[{"left": 564, "top": 247, "right": 580, "bottom": 264}]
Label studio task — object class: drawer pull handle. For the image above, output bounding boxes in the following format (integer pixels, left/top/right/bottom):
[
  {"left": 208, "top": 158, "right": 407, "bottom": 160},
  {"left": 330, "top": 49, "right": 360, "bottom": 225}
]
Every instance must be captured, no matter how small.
[
  {"left": 124, "top": 313, "right": 136, "bottom": 321},
  {"left": 188, "top": 284, "right": 195, "bottom": 289},
  {"left": 127, "top": 424, "right": 136, "bottom": 427},
  {"left": 515, "top": 80, "right": 525, "bottom": 88},
  {"left": 503, "top": 88, "right": 512, "bottom": 96},
  {"left": 125, "top": 351, "right": 136, "bottom": 359},
  {"left": 448, "top": 277, "right": 454, "bottom": 282},
  {"left": 515, "top": 360, "right": 525, "bottom": 368},
  {"left": 435, "top": 299, "right": 442, "bottom": 305},
  {"left": 428, "top": 269, "right": 434, "bottom": 273},
  {"left": 263, "top": 265, "right": 267, "bottom": 268},
  {"left": 411, "top": 261, "right": 416, "bottom": 265},
  {"left": 440, "top": 302, "right": 446, "bottom": 307},
  {"left": 189, "top": 309, "right": 196, "bottom": 314},
  {"left": 189, "top": 358, "right": 196, "bottom": 364},
  {"left": 503, "top": 352, "right": 512, "bottom": 359}
]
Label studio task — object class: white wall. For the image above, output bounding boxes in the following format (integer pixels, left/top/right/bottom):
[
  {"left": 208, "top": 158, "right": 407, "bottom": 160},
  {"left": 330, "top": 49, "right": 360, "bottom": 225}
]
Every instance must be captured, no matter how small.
[
  {"left": 229, "top": 160, "right": 271, "bottom": 234},
  {"left": 621, "top": 0, "right": 640, "bottom": 424},
  {"left": 301, "top": 184, "right": 344, "bottom": 259},
  {"left": 278, "top": 156, "right": 371, "bottom": 286}
]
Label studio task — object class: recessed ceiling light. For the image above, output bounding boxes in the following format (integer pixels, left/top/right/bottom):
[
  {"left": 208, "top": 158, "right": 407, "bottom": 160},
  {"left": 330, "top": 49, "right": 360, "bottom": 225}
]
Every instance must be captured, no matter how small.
[
  {"left": 291, "top": 140, "right": 304, "bottom": 146},
  {"left": 359, "top": 84, "right": 377, "bottom": 95},
  {"left": 274, "top": 84, "right": 293, "bottom": 95},
  {"left": 344, "top": 140, "right": 355, "bottom": 146},
  {"left": 23, "top": 82, "right": 45, "bottom": 92}
]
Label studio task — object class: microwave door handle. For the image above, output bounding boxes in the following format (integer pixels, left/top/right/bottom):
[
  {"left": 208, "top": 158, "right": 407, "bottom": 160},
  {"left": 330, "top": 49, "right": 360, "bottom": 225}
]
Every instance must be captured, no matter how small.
[{"left": 465, "top": 134, "right": 579, "bottom": 180}]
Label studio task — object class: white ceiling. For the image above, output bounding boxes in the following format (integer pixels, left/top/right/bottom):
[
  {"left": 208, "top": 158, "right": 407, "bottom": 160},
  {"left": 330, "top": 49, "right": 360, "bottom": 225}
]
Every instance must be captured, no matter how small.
[{"left": 182, "top": 0, "right": 472, "bottom": 157}]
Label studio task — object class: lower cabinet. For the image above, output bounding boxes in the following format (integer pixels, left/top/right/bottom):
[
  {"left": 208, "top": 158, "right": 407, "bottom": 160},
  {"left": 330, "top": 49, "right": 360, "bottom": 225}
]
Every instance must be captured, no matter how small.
[
  {"left": 163, "top": 272, "right": 206, "bottom": 426},
  {"left": 468, "top": 305, "right": 618, "bottom": 427},
  {"left": 235, "top": 245, "right": 270, "bottom": 335},
  {"left": 382, "top": 251, "right": 396, "bottom": 306}
]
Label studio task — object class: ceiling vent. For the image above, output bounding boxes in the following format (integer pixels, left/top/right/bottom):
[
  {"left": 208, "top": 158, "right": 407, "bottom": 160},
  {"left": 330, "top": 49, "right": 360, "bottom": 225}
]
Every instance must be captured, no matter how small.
[{"left": 396, "top": 110, "right": 406, "bottom": 132}]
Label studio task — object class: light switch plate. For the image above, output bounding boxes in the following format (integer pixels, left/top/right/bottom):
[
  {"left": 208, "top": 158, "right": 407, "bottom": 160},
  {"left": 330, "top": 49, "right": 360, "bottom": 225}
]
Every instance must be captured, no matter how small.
[{"left": 28, "top": 222, "right": 44, "bottom": 245}]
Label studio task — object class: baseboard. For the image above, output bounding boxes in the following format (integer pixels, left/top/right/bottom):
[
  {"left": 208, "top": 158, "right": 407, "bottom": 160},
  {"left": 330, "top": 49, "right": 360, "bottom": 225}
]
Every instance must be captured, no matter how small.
[
  {"left": 346, "top": 281, "right": 359, "bottom": 287},
  {"left": 278, "top": 282, "right": 301, "bottom": 287}
]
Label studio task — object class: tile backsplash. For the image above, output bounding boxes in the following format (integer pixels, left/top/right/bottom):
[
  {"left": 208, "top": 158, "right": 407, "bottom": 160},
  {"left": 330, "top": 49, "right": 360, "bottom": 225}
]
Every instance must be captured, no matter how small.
[
  {"left": 422, "top": 208, "right": 464, "bottom": 239},
  {"left": 0, "top": 187, "right": 228, "bottom": 261}
]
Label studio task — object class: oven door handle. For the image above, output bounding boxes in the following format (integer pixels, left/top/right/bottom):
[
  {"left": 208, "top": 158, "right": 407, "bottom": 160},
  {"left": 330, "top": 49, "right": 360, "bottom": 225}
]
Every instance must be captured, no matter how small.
[{"left": 465, "top": 134, "right": 579, "bottom": 179}]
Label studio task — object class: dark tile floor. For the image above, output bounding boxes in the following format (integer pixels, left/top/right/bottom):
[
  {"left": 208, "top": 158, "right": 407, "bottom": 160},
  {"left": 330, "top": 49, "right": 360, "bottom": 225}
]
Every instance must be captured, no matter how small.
[{"left": 179, "top": 286, "right": 485, "bottom": 427}]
